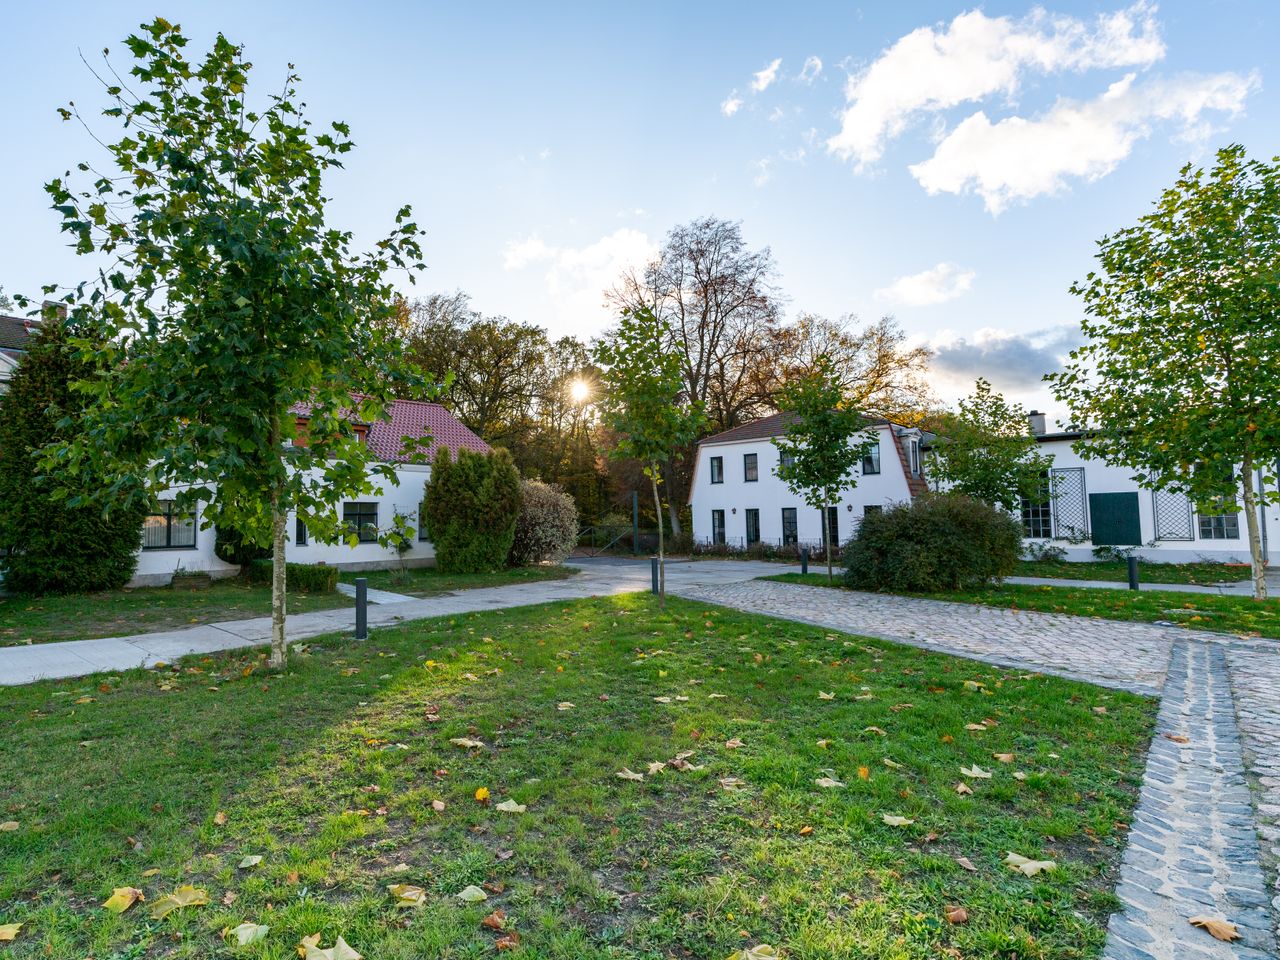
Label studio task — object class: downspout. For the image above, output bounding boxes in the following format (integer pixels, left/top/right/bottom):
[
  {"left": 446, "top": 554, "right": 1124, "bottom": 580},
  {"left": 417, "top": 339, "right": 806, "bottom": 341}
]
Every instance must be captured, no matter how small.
[{"left": 1261, "top": 465, "right": 1274, "bottom": 566}]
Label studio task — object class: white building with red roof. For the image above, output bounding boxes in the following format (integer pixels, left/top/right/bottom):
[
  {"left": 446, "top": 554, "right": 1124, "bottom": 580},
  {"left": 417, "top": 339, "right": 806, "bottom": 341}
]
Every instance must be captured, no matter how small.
[{"left": 131, "top": 399, "right": 490, "bottom": 586}]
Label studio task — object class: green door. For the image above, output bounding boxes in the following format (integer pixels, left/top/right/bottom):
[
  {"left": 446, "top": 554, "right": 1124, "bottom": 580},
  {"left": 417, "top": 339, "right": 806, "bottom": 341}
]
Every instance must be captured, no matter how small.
[{"left": 1088, "top": 492, "right": 1141, "bottom": 545}]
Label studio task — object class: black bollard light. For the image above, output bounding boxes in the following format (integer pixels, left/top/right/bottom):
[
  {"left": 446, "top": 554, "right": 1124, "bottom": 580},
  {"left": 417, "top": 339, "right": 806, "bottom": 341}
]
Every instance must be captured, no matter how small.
[
  {"left": 1127, "top": 556, "right": 1140, "bottom": 591},
  {"left": 800, "top": 546, "right": 809, "bottom": 576},
  {"left": 355, "top": 577, "right": 368, "bottom": 640}
]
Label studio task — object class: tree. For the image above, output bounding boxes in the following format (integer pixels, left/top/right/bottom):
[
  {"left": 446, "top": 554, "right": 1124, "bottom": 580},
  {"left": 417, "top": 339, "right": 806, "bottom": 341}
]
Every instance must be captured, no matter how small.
[
  {"left": 772, "top": 357, "right": 876, "bottom": 582},
  {"left": 40, "top": 19, "right": 429, "bottom": 665},
  {"left": 422, "top": 447, "right": 522, "bottom": 573},
  {"left": 1049, "top": 144, "right": 1280, "bottom": 600},
  {"left": 927, "top": 378, "right": 1053, "bottom": 512},
  {"left": 608, "top": 217, "right": 782, "bottom": 532},
  {"left": 0, "top": 286, "right": 13, "bottom": 313},
  {"left": 0, "top": 316, "right": 145, "bottom": 594},
  {"left": 594, "top": 307, "right": 704, "bottom": 606}
]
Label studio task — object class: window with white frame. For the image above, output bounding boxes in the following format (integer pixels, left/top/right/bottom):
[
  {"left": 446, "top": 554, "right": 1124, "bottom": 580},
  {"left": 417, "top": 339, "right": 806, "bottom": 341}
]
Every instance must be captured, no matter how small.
[
  {"left": 862, "top": 441, "right": 880, "bottom": 475},
  {"left": 908, "top": 438, "right": 920, "bottom": 476},
  {"left": 1198, "top": 511, "right": 1240, "bottom": 540},
  {"left": 143, "top": 501, "right": 196, "bottom": 549},
  {"left": 709, "top": 456, "right": 724, "bottom": 484}
]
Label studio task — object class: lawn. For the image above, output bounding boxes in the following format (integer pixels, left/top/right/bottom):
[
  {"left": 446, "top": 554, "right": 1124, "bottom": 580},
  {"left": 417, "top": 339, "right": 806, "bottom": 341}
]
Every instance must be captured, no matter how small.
[
  {"left": 764, "top": 573, "right": 1280, "bottom": 639},
  {"left": 0, "top": 595, "right": 1155, "bottom": 959},
  {"left": 1013, "top": 558, "right": 1249, "bottom": 585},
  {"left": 338, "top": 563, "right": 577, "bottom": 597},
  {"left": 0, "top": 580, "right": 351, "bottom": 647}
]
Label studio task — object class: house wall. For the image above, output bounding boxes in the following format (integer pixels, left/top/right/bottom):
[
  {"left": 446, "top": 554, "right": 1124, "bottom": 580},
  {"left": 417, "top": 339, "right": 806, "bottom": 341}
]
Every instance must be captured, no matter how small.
[
  {"left": 1025, "top": 438, "right": 1280, "bottom": 564},
  {"left": 689, "top": 425, "right": 917, "bottom": 547},
  {"left": 129, "top": 463, "right": 437, "bottom": 586}
]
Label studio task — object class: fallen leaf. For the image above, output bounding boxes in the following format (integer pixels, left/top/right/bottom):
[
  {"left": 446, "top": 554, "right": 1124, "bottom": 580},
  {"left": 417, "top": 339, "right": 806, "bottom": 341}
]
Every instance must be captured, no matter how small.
[
  {"left": 495, "top": 799, "right": 527, "bottom": 813},
  {"left": 1004, "top": 851, "right": 1057, "bottom": 877},
  {"left": 992, "top": 753, "right": 1014, "bottom": 763},
  {"left": 881, "top": 814, "right": 914, "bottom": 827},
  {"left": 863, "top": 726, "right": 888, "bottom": 736},
  {"left": 450, "top": 737, "right": 485, "bottom": 749},
  {"left": 647, "top": 761, "right": 667, "bottom": 774},
  {"left": 456, "top": 884, "right": 488, "bottom": 903},
  {"left": 222, "top": 890, "right": 239, "bottom": 906},
  {"left": 213, "top": 811, "right": 228, "bottom": 826},
  {"left": 960, "top": 765, "right": 992, "bottom": 779},
  {"left": 149, "top": 885, "right": 209, "bottom": 919},
  {"left": 495, "top": 932, "right": 521, "bottom": 951},
  {"left": 964, "top": 723, "right": 987, "bottom": 731},
  {"left": 556, "top": 702, "right": 574, "bottom": 711},
  {"left": 1013, "top": 771, "right": 1027, "bottom": 781},
  {"left": 142, "top": 868, "right": 161, "bottom": 877},
  {"left": 304, "top": 935, "right": 363, "bottom": 960},
  {"left": 818, "top": 691, "right": 835, "bottom": 700},
  {"left": 103, "top": 886, "right": 145, "bottom": 913},
  {"left": 816, "top": 739, "right": 832, "bottom": 749},
  {"left": 945, "top": 905, "right": 968, "bottom": 925},
  {"left": 1188, "top": 915, "right": 1241, "bottom": 942},
  {"left": 955, "top": 856, "right": 977, "bottom": 872},
  {"left": 728, "top": 945, "right": 779, "bottom": 959},
  {"left": 0, "top": 822, "right": 18, "bottom": 832},
  {"left": 882, "top": 758, "right": 903, "bottom": 769},
  {"left": 474, "top": 787, "right": 490, "bottom": 803},
  {"left": 616, "top": 768, "right": 645, "bottom": 782},
  {"left": 719, "top": 777, "right": 747, "bottom": 792},
  {"left": 388, "top": 883, "right": 427, "bottom": 908},
  {"left": 238, "top": 855, "right": 263, "bottom": 870},
  {"left": 298, "top": 933, "right": 323, "bottom": 957},
  {"left": 231, "top": 922, "right": 270, "bottom": 945},
  {"left": 954, "top": 782, "right": 973, "bottom": 795},
  {"left": 725, "top": 737, "right": 745, "bottom": 749},
  {"left": 815, "top": 776, "right": 845, "bottom": 788},
  {"left": 1164, "top": 733, "right": 1191, "bottom": 744},
  {"left": 431, "top": 799, "right": 446, "bottom": 812},
  {"left": 0, "top": 924, "right": 20, "bottom": 942},
  {"left": 1092, "top": 706, "right": 1107, "bottom": 714},
  {"left": 481, "top": 909, "right": 507, "bottom": 930},
  {"left": 798, "top": 825, "right": 813, "bottom": 836},
  {"left": 653, "top": 696, "right": 672, "bottom": 704},
  {"left": 857, "top": 766, "right": 870, "bottom": 780},
  {"left": 963, "top": 680, "right": 984, "bottom": 691}
]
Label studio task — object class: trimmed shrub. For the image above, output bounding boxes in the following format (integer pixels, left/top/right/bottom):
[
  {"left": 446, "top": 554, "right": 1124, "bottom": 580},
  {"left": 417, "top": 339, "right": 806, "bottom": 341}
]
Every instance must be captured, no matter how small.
[
  {"left": 422, "top": 447, "right": 522, "bottom": 573},
  {"left": 0, "top": 318, "right": 146, "bottom": 594},
  {"left": 843, "top": 494, "right": 1022, "bottom": 592},
  {"left": 246, "top": 559, "right": 338, "bottom": 592},
  {"left": 509, "top": 480, "right": 578, "bottom": 566},
  {"left": 214, "top": 523, "right": 270, "bottom": 570}
]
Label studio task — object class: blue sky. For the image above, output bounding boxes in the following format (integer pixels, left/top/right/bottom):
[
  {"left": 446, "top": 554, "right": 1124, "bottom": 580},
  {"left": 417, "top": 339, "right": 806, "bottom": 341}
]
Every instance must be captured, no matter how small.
[{"left": 2, "top": 1, "right": 1274, "bottom": 420}]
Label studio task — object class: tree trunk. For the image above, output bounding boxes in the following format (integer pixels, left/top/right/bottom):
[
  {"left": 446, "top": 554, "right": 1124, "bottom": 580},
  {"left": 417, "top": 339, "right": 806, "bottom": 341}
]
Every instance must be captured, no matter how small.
[
  {"left": 269, "top": 492, "right": 288, "bottom": 668},
  {"left": 665, "top": 458, "right": 683, "bottom": 537},
  {"left": 1240, "top": 450, "right": 1267, "bottom": 601},
  {"left": 651, "top": 466, "right": 666, "bottom": 608},
  {"left": 821, "top": 504, "right": 833, "bottom": 583}
]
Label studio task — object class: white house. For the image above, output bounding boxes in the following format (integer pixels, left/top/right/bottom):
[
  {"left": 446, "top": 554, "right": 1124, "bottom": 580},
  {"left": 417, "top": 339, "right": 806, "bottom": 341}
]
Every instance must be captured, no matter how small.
[
  {"left": 1015, "top": 413, "right": 1280, "bottom": 565},
  {"left": 0, "top": 314, "right": 39, "bottom": 395},
  {"left": 130, "top": 399, "right": 490, "bottom": 586},
  {"left": 688, "top": 412, "right": 929, "bottom": 550}
]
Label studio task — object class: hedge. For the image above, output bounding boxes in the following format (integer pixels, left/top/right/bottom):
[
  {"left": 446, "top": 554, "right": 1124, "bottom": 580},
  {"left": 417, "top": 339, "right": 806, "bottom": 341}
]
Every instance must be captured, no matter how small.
[{"left": 246, "top": 559, "right": 339, "bottom": 593}]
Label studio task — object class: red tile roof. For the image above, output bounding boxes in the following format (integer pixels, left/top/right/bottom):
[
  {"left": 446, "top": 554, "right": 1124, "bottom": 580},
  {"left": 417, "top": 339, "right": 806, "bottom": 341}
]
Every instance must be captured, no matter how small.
[{"left": 369, "top": 399, "right": 490, "bottom": 464}]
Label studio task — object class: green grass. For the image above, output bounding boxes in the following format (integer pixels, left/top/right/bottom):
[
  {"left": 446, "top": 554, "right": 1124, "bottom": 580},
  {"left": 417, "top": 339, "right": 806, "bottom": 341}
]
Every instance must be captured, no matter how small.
[
  {"left": 1013, "top": 558, "right": 1249, "bottom": 585},
  {"left": 0, "top": 580, "right": 351, "bottom": 647},
  {"left": 0, "top": 595, "right": 1155, "bottom": 959},
  {"left": 338, "top": 563, "right": 577, "bottom": 597},
  {"left": 764, "top": 573, "right": 1280, "bottom": 639}
]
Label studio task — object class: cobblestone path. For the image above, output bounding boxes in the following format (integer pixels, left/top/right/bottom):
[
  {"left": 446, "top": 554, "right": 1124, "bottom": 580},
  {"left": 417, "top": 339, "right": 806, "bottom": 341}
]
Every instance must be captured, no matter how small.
[{"left": 674, "top": 579, "right": 1280, "bottom": 958}]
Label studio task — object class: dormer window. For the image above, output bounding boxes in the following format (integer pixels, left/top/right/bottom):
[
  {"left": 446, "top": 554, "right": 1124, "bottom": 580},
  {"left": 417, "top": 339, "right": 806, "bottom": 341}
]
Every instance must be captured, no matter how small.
[{"left": 908, "top": 437, "right": 920, "bottom": 477}]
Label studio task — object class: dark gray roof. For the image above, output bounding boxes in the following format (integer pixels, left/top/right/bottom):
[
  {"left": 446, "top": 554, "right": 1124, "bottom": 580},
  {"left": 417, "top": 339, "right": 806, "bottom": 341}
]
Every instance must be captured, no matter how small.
[{"left": 0, "top": 315, "right": 38, "bottom": 352}]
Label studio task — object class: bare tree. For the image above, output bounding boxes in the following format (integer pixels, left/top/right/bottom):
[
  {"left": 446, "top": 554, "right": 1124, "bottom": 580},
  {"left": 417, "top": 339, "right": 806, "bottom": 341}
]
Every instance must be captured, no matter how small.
[{"left": 608, "top": 217, "right": 782, "bottom": 531}]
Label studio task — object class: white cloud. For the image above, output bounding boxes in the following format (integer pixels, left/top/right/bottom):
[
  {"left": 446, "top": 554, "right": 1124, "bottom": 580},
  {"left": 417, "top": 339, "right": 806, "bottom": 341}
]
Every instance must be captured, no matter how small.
[
  {"left": 875, "top": 262, "right": 976, "bottom": 306},
  {"left": 721, "top": 92, "right": 743, "bottom": 117},
  {"left": 910, "top": 70, "right": 1257, "bottom": 213},
  {"left": 752, "top": 57, "right": 783, "bottom": 93},
  {"left": 798, "top": 56, "right": 823, "bottom": 84},
  {"left": 827, "top": 2, "right": 1165, "bottom": 168},
  {"left": 928, "top": 325, "right": 1084, "bottom": 390},
  {"left": 502, "top": 229, "right": 658, "bottom": 337},
  {"left": 752, "top": 157, "right": 773, "bottom": 187}
]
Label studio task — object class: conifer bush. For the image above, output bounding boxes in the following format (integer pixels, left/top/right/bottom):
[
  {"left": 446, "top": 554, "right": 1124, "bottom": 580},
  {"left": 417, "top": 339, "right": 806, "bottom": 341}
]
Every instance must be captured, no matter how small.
[{"left": 422, "top": 447, "right": 522, "bottom": 573}]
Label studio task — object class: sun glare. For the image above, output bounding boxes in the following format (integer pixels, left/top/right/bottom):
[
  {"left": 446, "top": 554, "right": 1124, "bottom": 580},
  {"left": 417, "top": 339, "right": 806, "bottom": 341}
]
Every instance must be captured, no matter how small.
[{"left": 569, "top": 380, "right": 591, "bottom": 403}]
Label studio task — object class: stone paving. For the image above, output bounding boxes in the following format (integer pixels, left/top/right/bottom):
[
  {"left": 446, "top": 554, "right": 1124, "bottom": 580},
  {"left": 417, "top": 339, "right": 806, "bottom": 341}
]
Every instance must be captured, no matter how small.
[{"left": 672, "top": 578, "right": 1280, "bottom": 958}]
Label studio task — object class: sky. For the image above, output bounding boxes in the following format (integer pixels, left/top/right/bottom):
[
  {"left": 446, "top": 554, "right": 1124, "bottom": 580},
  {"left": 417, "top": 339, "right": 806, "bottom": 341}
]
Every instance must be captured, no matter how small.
[{"left": 2, "top": 1, "right": 1275, "bottom": 424}]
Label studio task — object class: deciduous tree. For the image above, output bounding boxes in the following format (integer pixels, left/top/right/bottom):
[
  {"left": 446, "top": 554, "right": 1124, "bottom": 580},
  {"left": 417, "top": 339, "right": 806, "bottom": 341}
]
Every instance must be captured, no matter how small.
[
  {"left": 40, "top": 19, "right": 429, "bottom": 665},
  {"left": 1049, "top": 144, "right": 1280, "bottom": 600}
]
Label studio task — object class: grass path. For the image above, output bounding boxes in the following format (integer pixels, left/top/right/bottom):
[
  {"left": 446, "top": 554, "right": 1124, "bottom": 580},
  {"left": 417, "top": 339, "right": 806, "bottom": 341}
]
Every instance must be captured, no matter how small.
[{"left": 0, "top": 596, "right": 1154, "bottom": 959}]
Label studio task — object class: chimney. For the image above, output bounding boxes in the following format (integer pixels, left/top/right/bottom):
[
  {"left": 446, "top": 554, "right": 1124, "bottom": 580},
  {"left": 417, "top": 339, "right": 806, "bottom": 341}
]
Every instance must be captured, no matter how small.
[{"left": 1028, "top": 410, "right": 1047, "bottom": 436}]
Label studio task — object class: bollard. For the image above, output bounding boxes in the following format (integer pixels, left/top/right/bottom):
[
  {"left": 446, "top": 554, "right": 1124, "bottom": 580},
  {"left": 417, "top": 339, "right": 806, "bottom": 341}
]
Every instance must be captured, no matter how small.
[
  {"left": 651, "top": 556, "right": 660, "bottom": 595},
  {"left": 355, "top": 577, "right": 368, "bottom": 640},
  {"left": 800, "top": 546, "right": 809, "bottom": 576},
  {"left": 1127, "top": 556, "right": 1140, "bottom": 591}
]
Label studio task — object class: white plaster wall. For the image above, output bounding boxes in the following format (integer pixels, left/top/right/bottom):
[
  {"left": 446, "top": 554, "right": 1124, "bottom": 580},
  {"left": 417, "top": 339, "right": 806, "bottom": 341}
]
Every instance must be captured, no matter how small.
[
  {"left": 689, "top": 425, "right": 915, "bottom": 547},
  {"left": 129, "top": 463, "right": 437, "bottom": 586}
]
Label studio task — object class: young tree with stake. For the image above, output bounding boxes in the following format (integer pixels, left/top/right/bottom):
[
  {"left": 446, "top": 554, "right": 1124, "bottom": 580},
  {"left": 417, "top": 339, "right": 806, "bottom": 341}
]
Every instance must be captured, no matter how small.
[
  {"left": 37, "top": 19, "right": 430, "bottom": 666},
  {"left": 1050, "top": 144, "right": 1280, "bottom": 601},
  {"left": 594, "top": 307, "right": 703, "bottom": 607},
  {"left": 773, "top": 357, "right": 877, "bottom": 582}
]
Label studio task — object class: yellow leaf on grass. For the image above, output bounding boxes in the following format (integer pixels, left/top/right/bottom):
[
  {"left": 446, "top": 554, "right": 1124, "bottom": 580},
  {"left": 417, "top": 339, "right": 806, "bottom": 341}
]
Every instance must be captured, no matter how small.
[
  {"left": 815, "top": 777, "right": 845, "bottom": 789},
  {"left": 992, "top": 753, "right": 1014, "bottom": 763},
  {"left": 495, "top": 799, "right": 526, "bottom": 813},
  {"left": 882, "top": 758, "right": 903, "bottom": 769},
  {"left": 456, "top": 884, "right": 488, "bottom": 903},
  {"left": 863, "top": 726, "right": 887, "bottom": 736},
  {"left": 725, "top": 737, "right": 745, "bottom": 749},
  {"left": 149, "top": 885, "right": 209, "bottom": 919},
  {"left": 963, "top": 680, "right": 984, "bottom": 690},
  {"left": 304, "top": 935, "right": 363, "bottom": 960},
  {"left": 945, "top": 905, "right": 969, "bottom": 924},
  {"left": 103, "top": 887, "right": 145, "bottom": 913},
  {"left": 450, "top": 737, "right": 485, "bottom": 749},
  {"left": 881, "top": 814, "right": 914, "bottom": 827},
  {"left": 387, "top": 883, "right": 427, "bottom": 908},
  {"left": 231, "top": 922, "right": 270, "bottom": 945},
  {"left": 431, "top": 799, "right": 446, "bottom": 812},
  {"left": 238, "top": 855, "right": 263, "bottom": 869},
  {"left": 818, "top": 691, "right": 835, "bottom": 700},
  {"left": 474, "top": 787, "right": 490, "bottom": 802},
  {"left": 647, "top": 761, "right": 667, "bottom": 774},
  {"left": 0, "top": 822, "right": 19, "bottom": 832},
  {"left": 1004, "top": 852, "right": 1057, "bottom": 876},
  {"left": 213, "top": 811, "right": 228, "bottom": 825},
  {"left": 857, "top": 766, "right": 870, "bottom": 780},
  {"left": 964, "top": 723, "right": 987, "bottom": 731},
  {"left": 954, "top": 782, "right": 973, "bottom": 795},
  {"left": 960, "top": 765, "right": 992, "bottom": 779},
  {"left": 0, "top": 923, "right": 22, "bottom": 942},
  {"left": 298, "top": 933, "right": 323, "bottom": 957},
  {"left": 616, "top": 768, "right": 645, "bottom": 781},
  {"left": 1188, "top": 915, "right": 1241, "bottom": 942},
  {"left": 727, "top": 946, "right": 779, "bottom": 960}
]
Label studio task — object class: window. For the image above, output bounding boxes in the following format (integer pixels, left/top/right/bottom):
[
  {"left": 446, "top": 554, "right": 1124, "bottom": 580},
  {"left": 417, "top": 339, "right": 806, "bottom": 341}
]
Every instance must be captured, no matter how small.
[
  {"left": 1020, "top": 473, "right": 1052, "bottom": 538},
  {"left": 295, "top": 517, "right": 308, "bottom": 546},
  {"left": 709, "top": 456, "right": 724, "bottom": 484},
  {"left": 745, "top": 508, "right": 760, "bottom": 546},
  {"left": 744, "top": 453, "right": 758, "bottom": 482},
  {"left": 711, "top": 509, "right": 726, "bottom": 545},
  {"left": 1198, "top": 512, "right": 1240, "bottom": 540},
  {"left": 143, "top": 501, "right": 196, "bottom": 550},
  {"left": 862, "top": 442, "right": 880, "bottom": 475},
  {"left": 822, "top": 506, "right": 840, "bottom": 546},
  {"left": 419, "top": 504, "right": 431, "bottom": 541},
  {"left": 779, "top": 451, "right": 795, "bottom": 470},
  {"left": 864, "top": 505, "right": 882, "bottom": 517},
  {"left": 907, "top": 438, "right": 921, "bottom": 477},
  {"left": 781, "top": 508, "right": 797, "bottom": 545},
  {"left": 343, "top": 502, "right": 379, "bottom": 543}
]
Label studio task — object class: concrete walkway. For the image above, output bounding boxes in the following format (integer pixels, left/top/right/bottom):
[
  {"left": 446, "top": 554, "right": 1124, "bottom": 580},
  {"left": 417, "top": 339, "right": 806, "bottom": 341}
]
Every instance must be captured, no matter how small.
[{"left": 335, "top": 581, "right": 417, "bottom": 604}]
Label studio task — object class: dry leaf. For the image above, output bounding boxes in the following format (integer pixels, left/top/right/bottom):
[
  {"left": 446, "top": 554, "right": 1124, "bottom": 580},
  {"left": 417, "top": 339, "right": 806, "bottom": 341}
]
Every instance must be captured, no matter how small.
[
  {"left": 616, "top": 768, "right": 645, "bottom": 782},
  {"left": 1188, "top": 915, "right": 1241, "bottom": 942},
  {"left": 0, "top": 822, "right": 18, "bottom": 832},
  {"left": 0, "top": 924, "right": 21, "bottom": 942},
  {"left": 456, "top": 884, "right": 488, "bottom": 902},
  {"left": 814, "top": 776, "right": 845, "bottom": 789},
  {"left": 556, "top": 702, "right": 574, "bottom": 711},
  {"left": 963, "top": 680, "right": 984, "bottom": 690},
  {"left": 474, "top": 787, "right": 490, "bottom": 802},
  {"left": 238, "top": 855, "right": 263, "bottom": 869},
  {"left": 149, "top": 885, "right": 209, "bottom": 919},
  {"left": 388, "top": 883, "right": 427, "bottom": 908},
  {"left": 719, "top": 777, "right": 747, "bottom": 792},
  {"left": 298, "top": 934, "right": 323, "bottom": 958},
  {"left": 495, "top": 932, "right": 521, "bottom": 951},
  {"left": 945, "top": 905, "right": 968, "bottom": 924},
  {"left": 495, "top": 799, "right": 526, "bottom": 813},
  {"left": 1013, "top": 771, "right": 1027, "bottom": 781},
  {"left": 881, "top": 814, "right": 914, "bottom": 827},
  {"left": 1164, "top": 733, "right": 1191, "bottom": 744},
  {"left": 103, "top": 886, "right": 145, "bottom": 913},
  {"left": 863, "top": 726, "right": 888, "bottom": 736},
  {"left": 725, "top": 737, "right": 745, "bottom": 749},
  {"left": 992, "top": 753, "right": 1014, "bottom": 763},
  {"left": 964, "top": 723, "right": 987, "bottom": 731},
  {"left": 231, "top": 922, "right": 270, "bottom": 945},
  {"left": 857, "top": 766, "right": 870, "bottom": 780},
  {"left": 450, "top": 737, "right": 485, "bottom": 749},
  {"left": 1004, "top": 851, "right": 1056, "bottom": 876},
  {"left": 304, "top": 935, "right": 363, "bottom": 960},
  {"left": 960, "top": 764, "right": 992, "bottom": 779},
  {"left": 954, "top": 782, "right": 973, "bottom": 795},
  {"left": 481, "top": 909, "right": 506, "bottom": 930},
  {"left": 818, "top": 691, "right": 835, "bottom": 700},
  {"left": 213, "top": 811, "right": 228, "bottom": 825},
  {"left": 882, "top": 758, "right": 903, "bottom": 769},
  {"left": 728, "top": 947, "right": 779, "bottom": 960},
  {"left": 431, "top": 799, "right": 446, "bottom": 812},
  {"left": 647, "top": 761, "right": 667, "bottom": 775},
  {"left": 955, "top": 856, "right": 977, "bottom": 872},
  {"left": 798, "top": 825, "right": 813, "bottom": 836}
]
